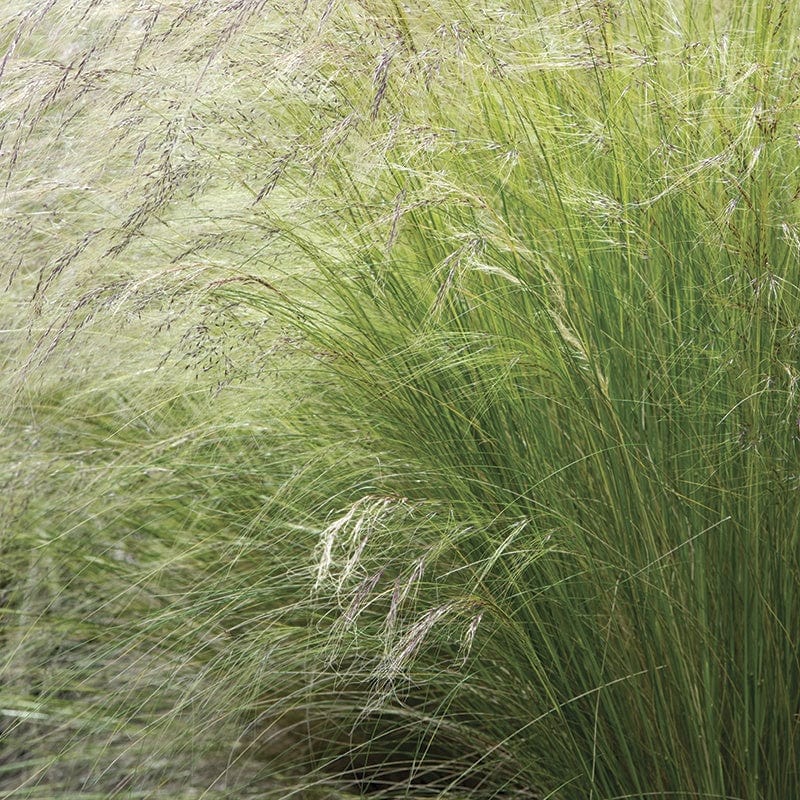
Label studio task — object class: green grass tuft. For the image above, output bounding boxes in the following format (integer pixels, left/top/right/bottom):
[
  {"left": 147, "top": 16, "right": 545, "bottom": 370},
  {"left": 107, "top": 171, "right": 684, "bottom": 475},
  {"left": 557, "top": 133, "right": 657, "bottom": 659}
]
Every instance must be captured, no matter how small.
[{"left": 2, "top": 1, "right": 799, "bottom": 798}]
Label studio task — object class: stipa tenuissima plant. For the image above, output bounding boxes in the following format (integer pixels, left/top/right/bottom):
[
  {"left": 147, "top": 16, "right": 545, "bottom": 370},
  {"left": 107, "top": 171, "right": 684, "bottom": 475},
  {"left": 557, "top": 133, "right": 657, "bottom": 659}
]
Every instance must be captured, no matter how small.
[{"left": 3, "top": 0, "right": 800, "bottom": 798}]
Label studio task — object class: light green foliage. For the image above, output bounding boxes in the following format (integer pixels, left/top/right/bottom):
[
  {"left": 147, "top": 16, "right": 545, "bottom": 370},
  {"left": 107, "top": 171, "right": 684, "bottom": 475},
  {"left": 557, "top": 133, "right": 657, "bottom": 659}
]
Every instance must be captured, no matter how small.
[{"left": 2, "top": 0, "right": 799, "bottom": 798}]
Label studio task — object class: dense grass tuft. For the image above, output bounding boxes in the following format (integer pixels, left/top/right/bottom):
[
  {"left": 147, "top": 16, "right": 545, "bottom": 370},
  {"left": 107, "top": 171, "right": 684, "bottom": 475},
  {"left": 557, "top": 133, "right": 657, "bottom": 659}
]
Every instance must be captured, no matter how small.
[{"left": 2, "top": 1, "right": 799, "bottom": 798}]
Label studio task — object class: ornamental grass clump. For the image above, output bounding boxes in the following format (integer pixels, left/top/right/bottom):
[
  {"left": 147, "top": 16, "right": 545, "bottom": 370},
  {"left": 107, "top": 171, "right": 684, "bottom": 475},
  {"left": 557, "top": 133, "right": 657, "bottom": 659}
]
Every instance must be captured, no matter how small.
[{"left": 2, "top": 0, "right": 799, "bottom": 798}]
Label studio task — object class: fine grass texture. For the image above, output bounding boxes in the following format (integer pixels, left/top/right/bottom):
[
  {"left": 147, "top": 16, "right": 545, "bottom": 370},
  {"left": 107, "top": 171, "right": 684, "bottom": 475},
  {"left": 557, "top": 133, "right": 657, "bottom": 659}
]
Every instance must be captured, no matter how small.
[{"left": 2, "top": 0, "right": 799, "bottom": 798}]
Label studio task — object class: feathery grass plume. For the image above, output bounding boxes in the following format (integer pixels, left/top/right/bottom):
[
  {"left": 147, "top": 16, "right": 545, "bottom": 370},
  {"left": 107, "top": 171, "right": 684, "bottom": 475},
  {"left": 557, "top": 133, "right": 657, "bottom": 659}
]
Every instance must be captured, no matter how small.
[{"left": 3, "top": 0, "right": 800, "bottom": 798}]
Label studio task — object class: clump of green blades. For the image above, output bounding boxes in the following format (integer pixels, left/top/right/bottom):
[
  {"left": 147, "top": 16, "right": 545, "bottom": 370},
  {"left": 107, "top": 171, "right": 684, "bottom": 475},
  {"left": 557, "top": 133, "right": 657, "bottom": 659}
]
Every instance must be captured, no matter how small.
[{"left": 1, "top": 1, "right": 799, "bottom": 798}]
